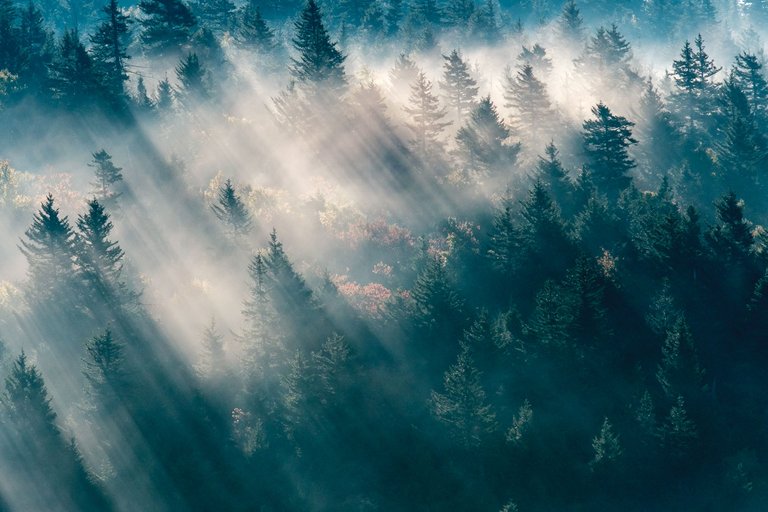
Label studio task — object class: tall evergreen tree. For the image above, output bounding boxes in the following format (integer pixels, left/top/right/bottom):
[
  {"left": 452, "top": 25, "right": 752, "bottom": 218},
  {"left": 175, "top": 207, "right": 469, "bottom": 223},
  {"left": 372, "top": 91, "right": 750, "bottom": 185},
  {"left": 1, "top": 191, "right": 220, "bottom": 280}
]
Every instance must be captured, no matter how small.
[
  {"left": 440, "top": 49, "right": 478, "bottom": 124},
  {"left": 211, "top": 178, "right": 253, "bottom": 236},
  {"left": 455, "top": 96, "right": 518, "bottom": 180},
  {"left": 17, "top": 1, "right": 53, "bottom": 95},
  {"left": 174, "top": 51, "right": 209, "bottom": 105},
  {"left": 656, "top": 315, "right": 704, "bottom": 401},
  {"left": 534, "top": 142, "right": 574, "bottom": 216},
  {"left": 582, "top": 102, "right": 637, "bottom": 200},
  {"left": 89, "top": 149, "right": 123, "bottom": 205},
  {"left": 290, "top": 0, "right": 347, "bottom": 102},
  {"left": 90, "top": 0, "right": 130, "bottom": 103},
  {"left": 503, "top": 63, "right": 553, "bottom": 143},
  {"left": 83, "top": 329, "right": 129, "bottom": 409},
  {"left": 48, "top": 29, "right": 101, "bottom": 109},
  {"left": 557, "top": 0, "right": 584, "bottom": 43},
  {"left": 430, "top": 341, "right": 497, "bottom": 447},
  {"left": 235, "top": 0, "right": 275, "bottom": 53},
  {"left": 732, "top": 51, "right": 768, "bottom": 129},
  {"left": 138, "top": 0, "right": 196, "bottom": 56},
  {"left": 404, "top": 71, "right": 451, "bottom": 159}
]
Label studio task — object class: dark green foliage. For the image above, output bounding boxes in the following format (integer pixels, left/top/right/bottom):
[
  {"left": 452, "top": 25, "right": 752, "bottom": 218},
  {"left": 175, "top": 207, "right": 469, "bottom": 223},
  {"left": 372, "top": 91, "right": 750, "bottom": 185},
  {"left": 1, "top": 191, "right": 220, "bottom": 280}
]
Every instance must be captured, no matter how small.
[
  {"left": 535, "top": 142, "right": 574, "bottom": 216},
  {"left": 656, "top": 316, "right": 704, "bottom": 401},
  {"left": 455, "top": 96, "right": 519, "bottom": 180},
  {"left": 155, "top": 75, "right": 174, "bottom": 110},
  {"left": 503, "top": 63, "right": 553, "bottom": 143},
  {"left": 48, "top": 29, "right": 101, "bottom": 109},
  {"left": 190, "top": 0, "right": 235, "bottom": 33},
  {"left": 290, "top": 0, "right": 347, "bottom": 101},
  {"left": 83, "top": 329, "right": 129, "bottom": 408},
  {"left": 235, "top": 1, "right": 275, "bottom": 52},
  {"left": 582, "top": 102, "right": 637, "bottom": 200},
  {"left": 90, "top": 0, "right": 130, "bottom": 104},
  {"left": 139, "top": 0, "right": 197, "bottom": 56},
  {"left": 174, "top": 52, "right": 209, "bottom": 105},
  {"left": 211, "top": 178, "right": 253, "bottom": 235},
  {"left": 670, "top": 35, "right": 721, "bottom": 134}
]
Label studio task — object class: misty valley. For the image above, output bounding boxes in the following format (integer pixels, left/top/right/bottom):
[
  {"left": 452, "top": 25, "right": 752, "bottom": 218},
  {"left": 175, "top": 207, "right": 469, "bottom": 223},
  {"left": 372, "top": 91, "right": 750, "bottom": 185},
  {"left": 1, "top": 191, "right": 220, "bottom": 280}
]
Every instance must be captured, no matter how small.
[{"left": 2, "top": 0, "right": 768, "bottom": 510}]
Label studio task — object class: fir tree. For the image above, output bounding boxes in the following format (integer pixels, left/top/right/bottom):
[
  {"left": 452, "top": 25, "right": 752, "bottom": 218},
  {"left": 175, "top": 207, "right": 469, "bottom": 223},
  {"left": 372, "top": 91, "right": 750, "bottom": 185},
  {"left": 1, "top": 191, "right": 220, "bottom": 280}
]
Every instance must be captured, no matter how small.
[
  {"left": 526, "top": 280, "right": 572, "bottom": 352},
  {"left": 89, "top": 149, "right": 123, "bottom": 205},
  {"left": 671, "top": 35, "right": 720, "bottom": 133},
  {"left": 138, "top": 0, "right": 196, "bottom": 56},
  {"left": 656, "top": 315, "right": 704, "bottom": 401},
  {"left": 440, "top": 49, "right": 478, "bottom": 124},
  {"left": 487, "top": 191, "right": 521, "bottom": 280},
  {"left": 705, "top": 192, "right": 754, "bottom": 264},
  {"left": 48, "top": 29, "right": 101, "bottom": 109},
  {"left": 430, "top": 341, "right": 497, "bottom": 447},
  {"left": 90, "top": 0, "right": 130, "bottom": 103},
  {"left": 174, "top": 52, "right": 209, "bottom": 105},
  {"left": 197, "top": 317, "right": 227, "bottom": 380},
  {"left": 18, "top": 1, "right": 53, "bottom": 95},
  {"left": 534, "top": 142, "right": 574, "bottom": 216},
  {"left": 455, "top": 96, "right": 518, "bottom": 180},
  {"left": 190, "top": 0, "right": 234, "bottom": 33},
  {"left": 658, "top": 395, "right": 698, "bottom": 457},
  {"left": 444, "top": 0, "right": 474, "bottom": 29},
  {"left": 412, "top": 256, "right": 463, "bottom": 332},
  {"left": 468, "top": 0, "right": 499, "bottom": 44},
  {"left": 134, "top": 75, "right": 154, "bottom": 111},
  {"left": 83, "top": 329, "right": 129, "bottom": 408},
  {"left": 385, "top": 0, "right": 404, "bottom": 35},
  {"left": 517, "top": 44, "right": 552, "bottom": 76},
  {"left": 403, "top": 71, "right": 451, "bottom": 158},
  {"left": 211, "top": 178, "right": 253, "bottom": 236},
  {"left": 557, "top": 0, "right": 584, "bottom": 43},
  {"left": 733, "top": 51, "right": 768, "bottom": 128},
  {"left": 582, "top": 102, "right": 637, "bottom": 200},
  {"left": 4, "top": 351, "right": 57, "bottom": 436},
  {"left": 590, "top": 417, "right": 622, "bottom": 469},
  {"left": 388, "top": 52, "right": 419, "bottom": 97},
  {"left": 0, "top": 0, "right": 19, "bottom": 73},
  {"left": 19, "top": 194, "right": 78, "bottom": 294},
  {"left": 155, "top": 75, "right": 174, "bottom": 110},
  {"left": 503, "top": 63, "right": 552, "bottom": 142},
  {"left": 290, "top": 0, "right": 347, "bottom": 102},
  {"left": 236, "top": 1, "right": 275, "bottom": 53}
]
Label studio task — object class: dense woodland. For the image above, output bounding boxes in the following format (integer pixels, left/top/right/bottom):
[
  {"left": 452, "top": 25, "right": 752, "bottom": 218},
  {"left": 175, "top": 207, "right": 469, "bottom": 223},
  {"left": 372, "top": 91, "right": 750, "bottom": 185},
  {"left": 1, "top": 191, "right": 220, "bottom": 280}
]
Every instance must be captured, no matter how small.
[{"left": 3, "top": 0, "right": 768, "bottom": 510}]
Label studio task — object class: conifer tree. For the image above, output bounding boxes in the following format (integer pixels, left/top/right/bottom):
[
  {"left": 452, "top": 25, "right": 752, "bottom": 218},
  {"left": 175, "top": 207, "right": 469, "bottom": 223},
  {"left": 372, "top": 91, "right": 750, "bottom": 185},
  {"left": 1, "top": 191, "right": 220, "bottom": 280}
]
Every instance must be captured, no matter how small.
[
  {"left": 733, "top": 51, "right": 768, "bottom": 128},
  {"left": 134, "top": 75, "right": 154, "bottom": 111},
  {"left": 705, "top": 192, "right": 754, "bottom": 264},
  {"left": 440, "top": 49, "right": 478, "bottom": 124},
  {"left": 562, "top": 255, "right": 610, "bottom": 349},
  {"left": 385, "top": 0, "right": 404, "bottom": 35},
  {"left": 517, "top": 44, "right": 552, "bottom": 76},
  {"left": 89, "top": 149, "right": 123, "bottom": 205},
  {"left": 535, "top": 142, "right": 574, "bottom": 216},
  {"left": 139, "top": 0, "right": 196, "bottom": 56},
  {"left": 404, "top": 71, "right": 451, "bottom": 158},
  {"left": 90, "top": 0, "right": 130, "bottom": 103},
  {"left": 389, "top": 53, "right": 419, "bottom": 97},
  {"left": 634, "top": 79, "right": 680, "bottom": 176},
  {"left": 412, "top": 256, "right": 463, "bottom": 332},
  {"left": 582, "top": 102, "right": 637, "bottom": 200},
  {"left": 671, "top": 35, "right": 720, "bottom": 133},
  {"left": 18, "top": 1, "right": 53, "bottom": 95},
  {"left": 430, "top": 341, "right": 497, "bottom": 447},
  {"left": 455, "top": 96, "right": 518, "bottom": 179},
  {"left": 487, "top": 192, "right": 520, "bottom": 280},
  {"left": 656, "top": 315, "right": 704, "bottom": 401},
  {"left": 197, "top": 317, "right": 227, "bottom": 380},
  {"left": 48, "top": 29, "right": 101, "bottom": 109},
  {"left": 468, "top": 0, "right": 499, "bottom": 44},
  {"left": 526, "top": 280, "right": 572, "bottom": 351},
  {"left": 190, "top": 0, "right": 234, "bottom": 33},
  {"left": 4, "top": 351, "right": 57, "bottom": 436},
  {"left": 290, "top": 0, "right": 347, "bottom": 102},
  {"left": 241, "top": 253, "right": 282, "bottom": 383},
  {"left": 503, "top": 63, "right": 553, "bottom": 142},
  {"left": 658, "top": 395, "right": 697, "bottom": 457},
  {"left": 236, "top": 1, "right": 275, "bottom": 53},
  {"left": 590, "top": 417, "right": 622, "bottom": 469},
  {"left": 174, "top": 52, "right": 209, "bottom": 105},
  {"left": 19, "top": 194, "right": 78, "bottom": 294},
  {"left": 83, "top": 329, "right": 129, "bottom": 409},
  {"left": 155, "top": 75, "right": 174, "bottom": 110},
  {"left": 557, "top": 0, "right": 584, "bottom": 43},
  {"left": 444, "top": 0, "right": 474, "bottom": 29},
  {"left": 0, "top": 0, "right": 19, "bottom": 73},
  {"left": 211, "top": 178, "right": 253, "bottom": 236}
]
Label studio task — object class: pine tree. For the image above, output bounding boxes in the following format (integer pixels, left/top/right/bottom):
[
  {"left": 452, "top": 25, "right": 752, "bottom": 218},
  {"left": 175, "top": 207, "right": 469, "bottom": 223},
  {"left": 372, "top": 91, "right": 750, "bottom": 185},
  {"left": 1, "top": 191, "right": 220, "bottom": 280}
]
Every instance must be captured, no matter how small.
[
  {"left": 17, "top": 1, "right": 53, "bottom": 95},
  {"left": 582, "top": 102, "right": 637, "bottom": 200},
  {"left": 430, "top": 342, "right": 497, "bottom": 447},
  {"left": 455, "top": 96, "right": 518, "bottom": 180},
  {"left": 19, "top": 194, "right": 78, "bottom": 294},
  {"left": 236, "top": 1, "right": 275, "bottom": 53},
  {"left": 590, "top": 417, "right": 622, "bottom": 469},
  {"left": 138, "top": 0, "right": 197, "bottom": 56},
  {"left": 197, "top": 317, "right": 227, "bottom": 380},
  {"left": 48, "top": 29, "right": 102, "bottom": 109},
  {"left": 155, "top": 75, "right": 174, "bottom": 110},
  {"left": 0, "top": 0, "right": 19, "bottom": 74},
  {"left": 174, "top": 52, "right": 209, "bottom": 105},
  {"left": 76, "top": 198, "right": 135, "bottom": 307},
  {"left": 503, "top": 63, "right": 553, "bottom": 142},
  {"left": 211, "top": 178, "right": 253, "bottom": 235},
  {"left": 656, "top": 315, "right": 704, "bottom": 401},
  {"left": 290, "top": 0, "right": 347, "bottom": 102},
  {"left": 440, "top": 49, "right": 478, "bottom": 124},
  {"left": 89, "top": 149, "right": 123, "bottom": 205},
  {"left": 388, "top": 53, "right": 419, "bottom": 97},
  {"left": 705, "top": 192, "right": 754, "bottom": 264},
  {"left": 404, "top": 71, "right": 451, "bottom": 158},
  {"left": 535, "top": 142, "right": 574, "bottom": 216},
  {"left": 134, "top": 75, "right": 154, "bottom": 111},
  {"left": 190, "top": 0, "right": 235, "bottom": 33},
  {"left": 557, "top": 0, "right": 584, "bottom": 43},
  {"left": 733, "top": 51, "right": 768, "bottom": 129},
  {"left": 83, "top": 329, "right": 129, "bottom": 409},
  {"left": 90, "top": 0, "right": 130, "bottom": 103},
  {"left": 658, "top": 395, "right": 698, "bottom": 457}
]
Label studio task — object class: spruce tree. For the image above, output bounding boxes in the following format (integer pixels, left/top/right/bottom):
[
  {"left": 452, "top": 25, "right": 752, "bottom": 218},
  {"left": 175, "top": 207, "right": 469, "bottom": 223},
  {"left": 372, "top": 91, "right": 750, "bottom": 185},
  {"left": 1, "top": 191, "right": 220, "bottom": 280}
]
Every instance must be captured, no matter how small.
[
  {"left": 290, "top": 0, "right": 347, "bottom": 102},
  {"left": 440, "top": 49, "right": 478, "bottom": 124},
  {"left": 211, "top": 178, "right": 253, "bottom": 236},
  {"left": 430, "top": 341, "right": 497, "bottom": 447},
  {"left": 590, "top": 417, "right": 622, "bottom": 469},
  {"left": 190, "top": 0, "right": 235, "bottom": 33},
  {"left": 658, "top": 395, "right": 697, "bottom": 457},
  {"left": 517, "top": 44, "right": 552, "bottom": 76},
  {"left": 444, "top": 0, "right": 474, "bottom": 29},
  {"left": 83, "top": 329, "right": 129, "bottom": 409},
  {"left": 733, "top": 51, "right": 768, "bottom": 128},
  {"left": 89, "top": 149, "right": 123, "bottom": 205},
  {"left": 455, "top": 96, "right": 518, "bottom": 180},
  {"left": 19, "top": 194, "right": 78, "bottom": 294},
  {"left": 138, "top": 0, "right": 196, "bottom": 56},
  {"left": 388, "top": 52, "right": 419, "bottom": 97},
  {"left": 48, "top": 29, "right": 101, "bottom": 109},
  {"left": 155, "top": 75, "right": 174, "bottom": 110},
  {"left": 236, "top": 1, "right": 275, "bottom": 53},
  {"left": 705, "top": 192, "right": 754, "bottom": 264},
  {"left": 503, "top": 63, "right": 553, "bottom": 142},
  {"left": 90, "top": 0, "right": 130, "bottom": 103},
  {"left": 196, "top": 317, "right": 227, "bottom": 380},
  {"left": 557, "top": 0, "right": 584, "bottom": 43},
  {"left": 18, "top": 1, "right": 53, "bottom": 95},
  {"left": 535, "top": 142, "right": 574, "bottom": 216},
  {"left": 487, "top": 192, "right": 521, "bottom": 280},
  {"left": 0, "top": 0, "right": 19, "bottom": 73},
  {"left": 174, "top": 51, "right": 209, "bottom": 105},
  {"left": 411, "top": 256, "right": 463, "bottom": 332},
  {"left": 656, "top": 315, "right": 704, "bottom": 401},
  {"left": 134, "top": 75, "right": 154, "bottom": 111},
  {"left": 582, "top": 102, "right": 637, "bottom": 200},
  {"left": 403, "top": 71, "right": 451, "bottom": 158}
]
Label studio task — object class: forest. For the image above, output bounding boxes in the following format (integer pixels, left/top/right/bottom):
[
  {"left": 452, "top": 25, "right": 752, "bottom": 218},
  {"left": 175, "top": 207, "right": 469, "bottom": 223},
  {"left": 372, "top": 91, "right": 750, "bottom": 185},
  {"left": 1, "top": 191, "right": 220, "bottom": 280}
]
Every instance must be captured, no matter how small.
[{"left": 1, "top": 0, "right": 768, "bottom": 509}]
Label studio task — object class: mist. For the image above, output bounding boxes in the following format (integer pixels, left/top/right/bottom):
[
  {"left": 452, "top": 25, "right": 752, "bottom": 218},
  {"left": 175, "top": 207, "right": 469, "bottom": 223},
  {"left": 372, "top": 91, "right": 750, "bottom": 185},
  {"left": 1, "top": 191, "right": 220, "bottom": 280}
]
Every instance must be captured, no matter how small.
[{"left": 2, "top": 0, "right": 768, "bottom": 510}]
